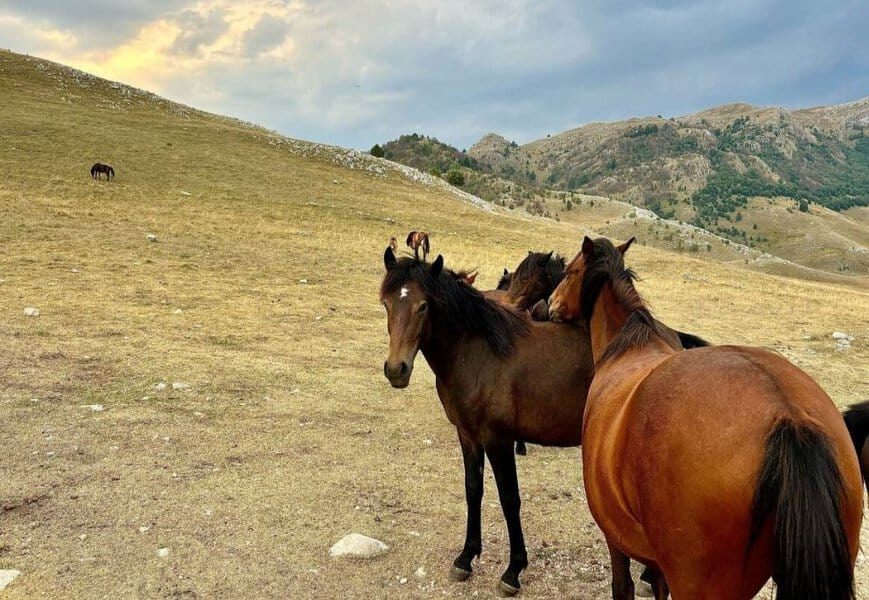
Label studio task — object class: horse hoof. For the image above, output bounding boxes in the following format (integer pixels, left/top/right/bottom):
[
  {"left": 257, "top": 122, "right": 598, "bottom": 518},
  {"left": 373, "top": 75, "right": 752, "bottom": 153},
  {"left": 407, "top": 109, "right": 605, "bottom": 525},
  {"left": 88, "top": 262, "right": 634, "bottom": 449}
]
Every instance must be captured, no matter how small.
[
  {"left": 635, "top": 581, "right": 654, "bottom": 597},
  {"left": 449, "top": 566, "right": 472, "bottom": 582},
  {"left": 495, "top": 579, "right": 520, "bottom": 597}
]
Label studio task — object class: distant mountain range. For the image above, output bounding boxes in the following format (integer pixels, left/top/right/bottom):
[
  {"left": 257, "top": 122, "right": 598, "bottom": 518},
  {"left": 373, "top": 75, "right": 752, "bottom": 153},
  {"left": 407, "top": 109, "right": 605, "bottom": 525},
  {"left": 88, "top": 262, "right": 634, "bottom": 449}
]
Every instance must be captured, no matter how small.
[{"left": 381, "top": 98, "right": 869, "bottom": 223}]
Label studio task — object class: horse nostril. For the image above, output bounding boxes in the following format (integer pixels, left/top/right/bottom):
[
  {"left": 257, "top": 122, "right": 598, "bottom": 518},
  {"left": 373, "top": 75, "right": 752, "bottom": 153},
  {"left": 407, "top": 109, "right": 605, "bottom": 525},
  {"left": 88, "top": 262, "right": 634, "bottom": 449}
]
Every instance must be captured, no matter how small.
[
  {"left": 384, "top": 361, "right": 389, "bottom": 377},
  {"left": 400, "top": 362, "right": 409, "bottom": 378}
]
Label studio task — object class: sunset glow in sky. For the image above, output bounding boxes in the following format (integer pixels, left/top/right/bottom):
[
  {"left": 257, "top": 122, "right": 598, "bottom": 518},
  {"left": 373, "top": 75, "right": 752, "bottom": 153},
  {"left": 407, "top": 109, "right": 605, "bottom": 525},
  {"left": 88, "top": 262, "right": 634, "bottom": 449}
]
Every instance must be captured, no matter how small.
[{"left": 3, "top": 1, "right": 867, "bottom": 149}]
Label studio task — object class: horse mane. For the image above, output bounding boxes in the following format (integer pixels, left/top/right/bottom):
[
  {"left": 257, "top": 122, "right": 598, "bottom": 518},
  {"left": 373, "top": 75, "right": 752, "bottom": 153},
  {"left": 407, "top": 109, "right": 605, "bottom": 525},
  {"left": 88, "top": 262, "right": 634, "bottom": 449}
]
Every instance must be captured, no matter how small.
[
  {"left": 512, "top": 251, "right": 566, "bottom": 294},
  {"left": 580, "top": 238, "right": 661, "bottom": 363},
  {"left": 381, "top": 257, "right": 530, "bottom": 357}
]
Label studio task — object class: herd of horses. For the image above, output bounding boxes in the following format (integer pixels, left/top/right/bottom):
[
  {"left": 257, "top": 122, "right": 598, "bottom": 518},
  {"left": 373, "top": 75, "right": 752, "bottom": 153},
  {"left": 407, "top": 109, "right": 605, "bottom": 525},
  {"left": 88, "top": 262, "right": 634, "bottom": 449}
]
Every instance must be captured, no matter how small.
[{"left": 379, "top": 230, "right": 869, "bottom": 599}]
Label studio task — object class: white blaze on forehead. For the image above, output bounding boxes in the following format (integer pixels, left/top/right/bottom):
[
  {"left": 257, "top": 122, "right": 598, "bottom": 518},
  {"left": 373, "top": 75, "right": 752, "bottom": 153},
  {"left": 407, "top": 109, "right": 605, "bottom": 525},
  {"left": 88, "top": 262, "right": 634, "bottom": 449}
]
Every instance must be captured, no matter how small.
[{"left": 399, "top": 286, "right": 409, "bottom": 299}]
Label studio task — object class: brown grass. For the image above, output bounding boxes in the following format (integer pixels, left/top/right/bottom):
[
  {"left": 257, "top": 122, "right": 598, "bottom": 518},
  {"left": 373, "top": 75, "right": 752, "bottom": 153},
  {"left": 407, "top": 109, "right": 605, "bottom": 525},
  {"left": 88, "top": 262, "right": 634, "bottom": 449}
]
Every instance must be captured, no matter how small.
[{"left": 0, "top": 50, "right": 867, "bottom": 599}]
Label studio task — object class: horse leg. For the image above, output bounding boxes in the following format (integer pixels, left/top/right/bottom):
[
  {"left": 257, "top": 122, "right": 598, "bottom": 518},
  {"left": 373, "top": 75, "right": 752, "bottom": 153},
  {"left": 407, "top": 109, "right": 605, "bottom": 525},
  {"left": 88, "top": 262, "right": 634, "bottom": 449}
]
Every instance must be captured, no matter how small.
[
  {"left": 450, "top": 432, "right": 484, "bottom": 581},
  {"left": 649, "top": 568, "right": 670, "bottom": 600},
  {"left": 606, "top": 539, "right": 635, "bottom": 600},
  {"left": 484, "top": 440, "right": 527, "bottom": 596}
]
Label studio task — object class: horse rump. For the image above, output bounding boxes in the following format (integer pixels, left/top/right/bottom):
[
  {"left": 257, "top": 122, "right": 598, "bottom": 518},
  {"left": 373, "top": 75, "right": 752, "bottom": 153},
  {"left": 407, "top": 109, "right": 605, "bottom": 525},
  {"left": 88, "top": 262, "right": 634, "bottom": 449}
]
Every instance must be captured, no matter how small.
[{"left": 749, "top": 420, "right": 854, "bottom": 600}]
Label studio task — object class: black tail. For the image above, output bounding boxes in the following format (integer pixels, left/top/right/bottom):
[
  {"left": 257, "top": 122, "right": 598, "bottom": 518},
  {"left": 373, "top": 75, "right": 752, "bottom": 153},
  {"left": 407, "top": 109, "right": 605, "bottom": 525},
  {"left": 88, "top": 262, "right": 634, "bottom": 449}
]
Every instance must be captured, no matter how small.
[
  {"left": 108, "top": 167, "right": 115, "bottom": 179},
  {"left": 749, "top": 420, "right": 854, "bottom": 600},
  {"left": 676, "top": 330, "right": 710, "bottom": 349},
  {"left": 842, "top": 400, "right": 869, "bottom": 489}
]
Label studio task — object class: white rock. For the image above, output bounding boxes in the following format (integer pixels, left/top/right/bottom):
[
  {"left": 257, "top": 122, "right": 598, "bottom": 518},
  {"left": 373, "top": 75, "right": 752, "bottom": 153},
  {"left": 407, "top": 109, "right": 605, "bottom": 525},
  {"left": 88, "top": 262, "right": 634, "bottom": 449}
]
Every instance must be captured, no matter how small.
[
  {"left": 138, "top": 526, "right": 150, "bottom": 534},
  {"left": 172, "top": 382, "right": 190, "bottom": 390},
  {"left": 832, "top": 332, "right": 855, "bottom": 341},
  {"left": 329, "top": 533, "right": 389, "bottom": 558},
  {"left": 0, "top": 570, "right": 21, "bottom": 591},
  {"left": 146, "top": 234, "right": 158, "bottom": 242},
  {"left": 156, "top": 547, "right": 171, "bottom": 558},
  {"left": 173, "top": 308, "right": 183, "bottom": 314},
  {"left": 415, "top": 566, "right": 427, "bottom": 578},
  {"left": 23, "top": 307, "right": 40, "bottom": 317},
  {"left": 399, "top": 577, "right": 408, "bottom": 584},
  {"left": 80, "top": 404, "right": 104, "bottom": 412},
  {"left": 180, "top": 191, "right": 191, "bottom": 196},
  {"left": 78, "top": 534, "right": 87, "bottom": 541},
  {"left": 155, "top": 382, "right": 167, "bottom": 390}
]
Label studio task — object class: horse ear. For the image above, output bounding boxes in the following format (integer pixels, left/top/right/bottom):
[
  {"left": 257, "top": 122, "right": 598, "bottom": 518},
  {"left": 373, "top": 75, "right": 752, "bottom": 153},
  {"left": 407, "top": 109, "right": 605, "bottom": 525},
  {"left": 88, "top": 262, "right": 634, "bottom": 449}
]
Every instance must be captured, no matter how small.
[
  {"left": 581, "top": 236, "right": 595, "bottom": 258},
  {"left": 430, "top": 255, "right": 444, "bottom": 277},
  {"left": 465, "top": 271, "right": 477, "bottom": 285},
  {"left": 384, "top": 246, "right": 397, "bottom": 270},
  {"left": 617, "top": 237, "right": 636, "bottom": 255},
  {"left": 503, "top": 268, "right": 509, "bottom": 276}
]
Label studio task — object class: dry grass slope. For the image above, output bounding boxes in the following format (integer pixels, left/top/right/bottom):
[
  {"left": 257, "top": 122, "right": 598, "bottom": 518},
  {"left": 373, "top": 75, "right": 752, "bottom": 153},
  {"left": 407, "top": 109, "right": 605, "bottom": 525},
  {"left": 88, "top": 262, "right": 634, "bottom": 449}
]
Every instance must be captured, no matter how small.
[{"left": 0, "top": 50, "right": 867, "bottom": 599}]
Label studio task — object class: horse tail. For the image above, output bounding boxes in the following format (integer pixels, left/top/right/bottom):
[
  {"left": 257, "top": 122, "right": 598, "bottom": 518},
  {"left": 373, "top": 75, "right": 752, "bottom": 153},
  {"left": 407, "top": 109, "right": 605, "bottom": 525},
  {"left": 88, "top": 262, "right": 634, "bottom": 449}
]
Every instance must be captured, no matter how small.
[
  {"left": 749, "top": 420, "right": 854, "bottom": 600},
  {"left": 406, "top": 231, "right": 416, "bottom": 247},
  {"left": 422, "top": 234, "right": 430, "bottom": 256},
  {"left": 842, "top": 401, "right": 869, "bottom": 490},
  {"left": 108, "top": 166, "right": 115, "bottom": 179},
  {"left": 675, "top": 330, "right": 710, "bottom": 349}
]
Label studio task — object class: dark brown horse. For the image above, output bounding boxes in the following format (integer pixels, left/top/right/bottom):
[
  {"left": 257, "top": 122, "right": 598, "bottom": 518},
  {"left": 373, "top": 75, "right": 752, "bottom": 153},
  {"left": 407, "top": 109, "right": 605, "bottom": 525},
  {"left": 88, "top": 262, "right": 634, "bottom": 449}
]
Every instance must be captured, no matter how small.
[
  {"left": 548, "top": 236, "right": 862, "bottom": 600},
  {"left": 496, "top": 268, "right": 512, "bottom": 291},
  {"left": 406, "top": 230, "right": 430, "bottom": 261},
  {"left": 381, "top": 247, "right": 595, "bottom": 595},
  {"left": 843, "top": 400, "right": 869, "bottom": 490},
  {"left": 90, "top": 162, "right": 115, "bottom": 180}
]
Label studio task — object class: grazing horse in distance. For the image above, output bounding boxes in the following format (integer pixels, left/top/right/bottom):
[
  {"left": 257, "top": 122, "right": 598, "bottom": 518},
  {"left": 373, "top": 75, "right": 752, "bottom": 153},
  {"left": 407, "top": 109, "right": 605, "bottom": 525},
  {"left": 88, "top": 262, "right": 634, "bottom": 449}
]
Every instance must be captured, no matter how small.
[
  {"left": 389, "top": 236, "right": 398, "bottom": 254},
  {"left": 90, "top": 162, "right": 115, "bottom": 180},
  {"left": 548, "top": 236, "right": 862, "bottom": 600},
  {"left": 406, "top": 230, "right": 430, "bottom": 260}
]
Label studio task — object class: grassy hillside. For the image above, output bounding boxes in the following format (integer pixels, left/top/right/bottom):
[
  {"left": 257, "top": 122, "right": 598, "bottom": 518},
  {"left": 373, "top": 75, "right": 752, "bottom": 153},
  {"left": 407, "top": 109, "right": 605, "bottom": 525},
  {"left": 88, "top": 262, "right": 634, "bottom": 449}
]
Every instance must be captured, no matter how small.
[{"left": 0, "top": 50, "right": 867, "bottom": 599}]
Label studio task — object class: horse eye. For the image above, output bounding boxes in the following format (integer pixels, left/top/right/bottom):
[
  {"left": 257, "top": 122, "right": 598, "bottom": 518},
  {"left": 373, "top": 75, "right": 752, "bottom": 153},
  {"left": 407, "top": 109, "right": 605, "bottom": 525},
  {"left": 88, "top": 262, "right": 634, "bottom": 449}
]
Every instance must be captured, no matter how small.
[{"left": 417, "top": 302, "right": 428, "bottom": 313}]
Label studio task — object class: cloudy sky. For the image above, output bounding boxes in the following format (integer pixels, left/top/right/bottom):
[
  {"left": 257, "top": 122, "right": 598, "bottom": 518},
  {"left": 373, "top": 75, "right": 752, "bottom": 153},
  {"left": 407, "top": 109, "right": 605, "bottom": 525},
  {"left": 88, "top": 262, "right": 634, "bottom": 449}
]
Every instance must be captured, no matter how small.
[{"left": 2, "top": 0, "right": 867, "bottom": 150}]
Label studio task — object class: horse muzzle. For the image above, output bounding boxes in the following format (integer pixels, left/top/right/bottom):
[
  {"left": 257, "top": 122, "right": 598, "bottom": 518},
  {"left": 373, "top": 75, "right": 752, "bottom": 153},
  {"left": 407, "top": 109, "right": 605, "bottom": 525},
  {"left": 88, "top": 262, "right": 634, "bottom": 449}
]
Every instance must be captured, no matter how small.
[{"left": 384, "top": 360, "right": 413, "bottom": 389}]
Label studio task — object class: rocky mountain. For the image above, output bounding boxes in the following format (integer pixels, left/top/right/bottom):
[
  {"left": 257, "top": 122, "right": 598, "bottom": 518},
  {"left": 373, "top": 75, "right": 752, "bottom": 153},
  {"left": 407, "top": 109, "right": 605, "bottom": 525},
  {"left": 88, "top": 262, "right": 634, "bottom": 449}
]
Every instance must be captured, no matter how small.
[{"left": 469, "top": 99, "right": 869, "bottom": 227}]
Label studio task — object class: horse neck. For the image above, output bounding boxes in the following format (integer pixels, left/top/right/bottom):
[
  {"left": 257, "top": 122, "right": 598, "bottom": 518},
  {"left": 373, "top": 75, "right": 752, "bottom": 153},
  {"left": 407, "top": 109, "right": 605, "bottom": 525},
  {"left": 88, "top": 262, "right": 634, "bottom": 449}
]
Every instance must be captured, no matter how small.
[
  {"left": 589, "top": 283, "right": 629, "bottom": 363},
  {"left": 419, "top": 328, "right": 474, "bottom": 385}
]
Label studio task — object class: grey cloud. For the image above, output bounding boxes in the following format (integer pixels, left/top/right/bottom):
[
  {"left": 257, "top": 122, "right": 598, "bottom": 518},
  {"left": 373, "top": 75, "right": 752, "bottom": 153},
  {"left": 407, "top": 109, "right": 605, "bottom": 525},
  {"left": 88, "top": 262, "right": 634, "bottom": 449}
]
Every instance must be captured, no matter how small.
[
  {"left": 170, "top": 9, "right": 229, "bottom": 56},
  {"left": 242, "top": 14, "right": 291, "bottom": 57}
]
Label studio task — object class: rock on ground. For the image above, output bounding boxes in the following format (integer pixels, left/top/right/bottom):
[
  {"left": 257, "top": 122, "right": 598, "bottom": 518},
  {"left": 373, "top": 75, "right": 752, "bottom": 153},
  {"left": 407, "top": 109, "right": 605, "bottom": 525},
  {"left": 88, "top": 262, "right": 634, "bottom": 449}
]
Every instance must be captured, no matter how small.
[
  {"left": 0, "top": 570, "right": 21, "bottom": 591},
  {"left": 23, "top": 307, "right": 40, "bottom": 317},
  {"left": 329, "top": 533, "right": 389, "bottom": 558}
]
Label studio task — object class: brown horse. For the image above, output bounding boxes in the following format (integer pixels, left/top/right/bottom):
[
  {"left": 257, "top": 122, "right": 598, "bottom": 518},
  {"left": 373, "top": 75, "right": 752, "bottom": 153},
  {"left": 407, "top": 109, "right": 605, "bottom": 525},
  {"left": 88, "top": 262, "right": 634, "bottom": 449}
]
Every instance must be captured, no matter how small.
[
  {"left": 406, "top": 230, "right": 430, "bottom": 260},
  {"left": 548, "top": 236, "right": 862, "bottom": 600},
  {"left": 90, "top": 162, "right": 115, "bottom": 180},
  {"left": 389, "top": 236, "right": 398, "bottom": 254},
  {"left": 381, "top": 246, "right": 595, "bottom": 595}
]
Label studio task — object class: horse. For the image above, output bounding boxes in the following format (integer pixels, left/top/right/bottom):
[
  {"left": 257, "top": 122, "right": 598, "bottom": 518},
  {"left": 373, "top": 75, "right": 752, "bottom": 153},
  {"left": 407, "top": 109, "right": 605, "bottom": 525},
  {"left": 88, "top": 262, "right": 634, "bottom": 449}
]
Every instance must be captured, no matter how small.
[
  {"left": 381, "top": 246, "right": 595, "bottom": 595},
  {"left": 406, "top": 230, "right": 430, "bottom": 261},
  {"left": 389, "top": 236, "right": 398, "bottom": 254},
  {"left": 90, "top": 162, "right": 115, "bottom": 180},
  {"left": 496, "top": 268, "right": 513, "bottom": 291},
  {"left": 842, "top": 400, "right": 869, "bottom": 490},
  {"left": 548, "top": 236, "right": 862, "bottom": 600}
]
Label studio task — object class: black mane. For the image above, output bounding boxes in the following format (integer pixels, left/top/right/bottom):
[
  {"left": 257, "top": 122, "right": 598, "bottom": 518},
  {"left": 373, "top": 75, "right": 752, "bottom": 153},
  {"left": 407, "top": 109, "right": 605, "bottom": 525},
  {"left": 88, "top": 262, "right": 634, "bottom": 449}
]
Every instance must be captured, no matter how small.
[
  {"left": 512, "top": 251, "right": 565, "bottom": 295},
  {"left": 382, "top": 257, "right": 530, "bottom": 357},
  {"left": 580, "top": 238, "right": 661, "bottom": 363}
]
